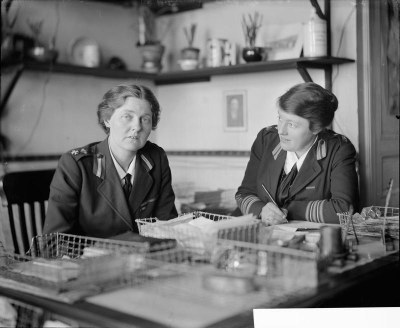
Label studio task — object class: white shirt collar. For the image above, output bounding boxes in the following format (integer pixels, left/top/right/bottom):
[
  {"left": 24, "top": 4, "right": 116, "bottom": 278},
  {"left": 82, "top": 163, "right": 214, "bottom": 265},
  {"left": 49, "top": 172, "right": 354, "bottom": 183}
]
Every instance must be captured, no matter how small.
[
  {"left": 108, "top": 142, "right": 135, "bottom": 183},
  {"left": 284, "top": 137, "right": 318, "bottom": 174}
]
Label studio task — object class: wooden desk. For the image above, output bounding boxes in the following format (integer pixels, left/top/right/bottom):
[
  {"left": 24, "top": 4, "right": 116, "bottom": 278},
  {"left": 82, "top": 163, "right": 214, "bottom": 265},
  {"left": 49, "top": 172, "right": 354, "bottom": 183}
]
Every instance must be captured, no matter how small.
[{"left": 1, "top": 241, "right": 399, "bottom": 328}]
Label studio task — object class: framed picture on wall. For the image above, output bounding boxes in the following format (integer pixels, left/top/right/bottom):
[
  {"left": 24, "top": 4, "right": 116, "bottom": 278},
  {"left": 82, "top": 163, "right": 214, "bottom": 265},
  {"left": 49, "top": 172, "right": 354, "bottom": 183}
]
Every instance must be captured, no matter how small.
[{"left": 223, "top": 90, "right": 247, "bottom": 132}]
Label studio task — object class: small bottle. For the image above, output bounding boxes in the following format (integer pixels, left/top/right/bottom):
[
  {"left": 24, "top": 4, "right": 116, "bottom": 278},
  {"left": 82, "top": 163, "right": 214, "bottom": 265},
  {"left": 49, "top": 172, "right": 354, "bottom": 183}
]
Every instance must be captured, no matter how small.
[
  {"left": 303, "top": 8, "right": 327, "bottom": 57},
  {"left": 383, "top": 227, "right": 395, "bottom": 251}
]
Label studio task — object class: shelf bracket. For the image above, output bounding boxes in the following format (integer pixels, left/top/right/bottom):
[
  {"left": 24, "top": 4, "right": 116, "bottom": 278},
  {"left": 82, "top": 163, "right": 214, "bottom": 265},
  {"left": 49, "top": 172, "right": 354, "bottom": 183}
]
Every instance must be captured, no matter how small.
[
  {"left": 0, "top": 63, "right": 25, "bottom": 114},
  {"left": 297, "top": 63, "right": 334, "bottom": 91},
  {"left": 296, "top": 65, "right": 313, "bottom": 83},
  {"left": 324, "top": 66, "right": 333, "bottom": 91}
]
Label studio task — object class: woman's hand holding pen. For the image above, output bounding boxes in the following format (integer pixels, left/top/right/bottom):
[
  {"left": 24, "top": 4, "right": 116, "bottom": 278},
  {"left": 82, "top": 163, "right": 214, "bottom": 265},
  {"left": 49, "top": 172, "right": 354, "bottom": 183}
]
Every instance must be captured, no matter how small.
[
  {"left": 260, "top": 202, "right": 288, "bottom": 226},
  {"left": 260, "top": 183, "right": 288, "bottom": 226}
]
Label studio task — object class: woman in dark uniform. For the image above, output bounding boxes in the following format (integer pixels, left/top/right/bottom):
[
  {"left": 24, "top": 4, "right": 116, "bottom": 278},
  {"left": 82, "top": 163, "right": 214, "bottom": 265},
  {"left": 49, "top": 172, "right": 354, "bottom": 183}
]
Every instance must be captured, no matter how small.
[
  {"left": 236, "top": 82, "right": 359, "bottom": 225},
  {"left": 43, "top": 84, "right": 177, "bottom": 237}
]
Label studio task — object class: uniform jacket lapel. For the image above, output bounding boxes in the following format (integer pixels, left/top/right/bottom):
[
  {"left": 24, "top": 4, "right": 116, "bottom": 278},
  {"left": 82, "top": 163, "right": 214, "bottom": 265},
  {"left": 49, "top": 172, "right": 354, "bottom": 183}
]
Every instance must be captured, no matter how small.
[
  {"left": 290, "top": 141, "right": 322, "bottom": 196},
  {"left": 130, "top": 152, "right": 154, "bottom": 215},
  {"left": 95, "top": 139, "right": 133, "bottom": 230},
  {"left": 262, "top": 138, "right": 324, "bottom": 200},
  {"left": 261, "top": 141, "right": 286, "bottom": 200},
  {"left": 268, "top": 148, "right": 286, "bottom": 199}
]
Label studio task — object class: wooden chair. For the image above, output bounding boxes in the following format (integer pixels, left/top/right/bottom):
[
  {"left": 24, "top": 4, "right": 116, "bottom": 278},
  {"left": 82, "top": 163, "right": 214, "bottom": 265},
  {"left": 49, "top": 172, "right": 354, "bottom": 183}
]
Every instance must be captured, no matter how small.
[{"left": 0, "top": 169, "right": 55, "bottom": 254}]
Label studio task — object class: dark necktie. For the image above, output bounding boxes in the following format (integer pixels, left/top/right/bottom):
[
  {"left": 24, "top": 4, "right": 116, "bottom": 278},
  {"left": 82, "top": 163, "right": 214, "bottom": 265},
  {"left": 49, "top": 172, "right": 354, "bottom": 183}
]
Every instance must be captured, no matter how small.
[
  {"left": 277, "top": 164, "right": 298, "bottom": 207},
  {"left": 123, "top": 173, "right": 132, "bottom": 199}
]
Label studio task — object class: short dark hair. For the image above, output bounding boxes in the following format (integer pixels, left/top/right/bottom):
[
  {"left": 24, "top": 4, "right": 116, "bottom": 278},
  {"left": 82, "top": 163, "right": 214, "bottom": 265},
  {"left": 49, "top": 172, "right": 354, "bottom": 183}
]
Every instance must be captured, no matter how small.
[
  {"left": 97, "top": 84, "right": 161, "bottom": 134},
  {"left": 277, "top": 82, "right": 338, "bottom": 131}
]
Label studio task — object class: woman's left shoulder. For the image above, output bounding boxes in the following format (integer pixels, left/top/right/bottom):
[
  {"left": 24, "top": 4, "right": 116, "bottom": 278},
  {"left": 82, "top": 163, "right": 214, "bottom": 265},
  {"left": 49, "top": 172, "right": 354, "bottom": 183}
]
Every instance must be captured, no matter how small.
[
  {"left": 140, "top": 141, "right": 169, "bottom": 163},
  {"left": 318, "top": 131, "right": 356, "bottom": 161},
  {"left": 320, "top": 130, "right": 353, "bottom": 146},
  {"left": 141, "top": 141, "right": 165, "bottom": 154}
]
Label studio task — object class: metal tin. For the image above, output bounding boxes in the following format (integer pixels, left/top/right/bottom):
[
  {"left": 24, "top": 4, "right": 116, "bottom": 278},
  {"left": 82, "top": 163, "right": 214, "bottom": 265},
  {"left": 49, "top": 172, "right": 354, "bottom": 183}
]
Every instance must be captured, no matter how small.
[
  {"left": 206, "top": 38, "right": 225, "bottom": 67},
  {"left": 320, "top": 225, "right": 344, "bottom": 257},
  {"left": 223, "top": 41, "right": 236, "bottom": 66}
]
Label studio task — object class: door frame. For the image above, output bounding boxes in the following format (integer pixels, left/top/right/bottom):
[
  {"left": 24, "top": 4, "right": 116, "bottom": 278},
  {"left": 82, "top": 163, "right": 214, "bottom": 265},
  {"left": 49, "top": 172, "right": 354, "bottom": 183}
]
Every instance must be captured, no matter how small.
[{"left": 357, "top": 0, "right": 399, "bottom": 207}]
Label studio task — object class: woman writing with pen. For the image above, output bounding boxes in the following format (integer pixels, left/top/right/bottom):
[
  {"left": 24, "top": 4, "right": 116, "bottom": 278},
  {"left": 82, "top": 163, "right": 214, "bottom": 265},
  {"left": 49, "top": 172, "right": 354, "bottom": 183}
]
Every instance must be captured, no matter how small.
[{"left": 235, "top": 82, "right": 359, "bottom": 226}]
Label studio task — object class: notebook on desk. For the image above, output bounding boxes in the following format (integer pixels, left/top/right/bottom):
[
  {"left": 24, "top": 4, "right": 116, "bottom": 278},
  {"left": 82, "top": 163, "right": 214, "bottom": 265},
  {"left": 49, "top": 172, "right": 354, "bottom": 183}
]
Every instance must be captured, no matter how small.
[
  {"left": 277, "top": 220, "right": 332, "bottom": 232},
  {"left": 109, "top": 231, "right": 177, "bottom": 251}
]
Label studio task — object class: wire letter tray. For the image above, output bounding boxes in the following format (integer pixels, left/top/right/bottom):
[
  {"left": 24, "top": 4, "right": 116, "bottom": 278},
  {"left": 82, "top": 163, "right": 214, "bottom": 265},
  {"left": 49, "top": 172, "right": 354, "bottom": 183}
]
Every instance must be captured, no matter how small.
[
  {"left": 136, "top": 211, "right": 259, "bottom": 258},
  {"left": 0, "top": 233, "right": 163, "bottom": 302},
  {"left": 338, "top": 206, "right": 399, "bottom": 239}
]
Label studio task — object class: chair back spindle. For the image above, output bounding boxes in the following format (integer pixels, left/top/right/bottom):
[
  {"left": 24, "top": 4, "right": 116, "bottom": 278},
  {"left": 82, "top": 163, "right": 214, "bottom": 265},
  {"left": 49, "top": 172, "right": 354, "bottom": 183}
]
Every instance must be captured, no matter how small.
[{"left": 0, "top": 169, "right": 55, "bottom": 254}]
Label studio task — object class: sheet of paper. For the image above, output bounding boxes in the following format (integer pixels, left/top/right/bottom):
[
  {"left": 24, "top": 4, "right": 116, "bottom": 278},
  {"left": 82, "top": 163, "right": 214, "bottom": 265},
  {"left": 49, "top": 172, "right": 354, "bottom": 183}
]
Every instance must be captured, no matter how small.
[
  {"left": 161, "top": 213, "right": 195, "bottom": 225},
  {"left": 189, "top": 214, "right": 257, "bottom": 235}
]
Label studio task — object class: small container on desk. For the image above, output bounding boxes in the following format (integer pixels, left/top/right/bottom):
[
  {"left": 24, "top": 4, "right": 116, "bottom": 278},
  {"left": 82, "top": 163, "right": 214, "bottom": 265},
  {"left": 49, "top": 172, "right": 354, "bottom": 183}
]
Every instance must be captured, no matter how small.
[{"left": 204, "top": 236, "right": 320, "bottom": 296}]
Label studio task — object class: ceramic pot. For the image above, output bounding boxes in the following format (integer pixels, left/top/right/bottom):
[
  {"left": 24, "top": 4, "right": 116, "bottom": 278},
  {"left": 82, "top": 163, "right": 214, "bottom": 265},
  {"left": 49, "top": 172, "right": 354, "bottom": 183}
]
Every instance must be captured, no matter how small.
[
  {"left": 242, "top": 47, "right": 263, "bottom": 63},
  {"left": 138, "top": 43, "right": 165, "bottom": 73},
  {"left": 178, "top": 59, "right": 199, "bottom": 70},
  {"left": 181, "top": 47, "right": 200, "bottom": 60}
]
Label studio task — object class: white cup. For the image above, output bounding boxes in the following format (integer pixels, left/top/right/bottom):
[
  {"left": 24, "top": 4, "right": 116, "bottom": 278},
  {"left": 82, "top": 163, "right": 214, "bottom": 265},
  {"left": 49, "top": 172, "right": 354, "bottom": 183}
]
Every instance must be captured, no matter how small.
[{"left": 82, "top": 44, "right": 100, "bottom": 67}]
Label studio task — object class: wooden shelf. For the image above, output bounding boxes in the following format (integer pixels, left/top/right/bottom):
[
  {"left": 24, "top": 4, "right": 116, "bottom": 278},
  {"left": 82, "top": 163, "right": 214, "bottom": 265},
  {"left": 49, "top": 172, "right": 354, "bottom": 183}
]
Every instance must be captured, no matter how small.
[
  {"left": 23, "top": 61, "right": 157, "bottom": 80},
  {"left": 88, "top": 0, "right": 203, "bottom": 15},
  {"left": 0, "top": 56, "right": 354, "bottom": 112},
  {"left": 153, "top": 57, "right": 355, "bottom": 85},
  {"left": 3, "top": 56, "right": 354, "bottom": 83}
]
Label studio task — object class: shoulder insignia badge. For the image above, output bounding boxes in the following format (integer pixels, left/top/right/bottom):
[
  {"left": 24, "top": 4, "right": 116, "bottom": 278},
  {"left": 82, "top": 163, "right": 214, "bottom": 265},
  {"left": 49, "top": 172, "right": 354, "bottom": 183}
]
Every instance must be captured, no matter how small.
[
  {"left": 70, "top": 146, "right": 93, "bottom": 160},
  {"left": 93, "top": 153, "right": 105, "bottom": 179},
  {"left": 317, "top": 139, "right": 327, "bottom": 160},
  {"left": 272, "top": 142, "right": 282, "bottom": 160},
  {"left": 264, "top": 125, "right": 277, "bottom": 133}
]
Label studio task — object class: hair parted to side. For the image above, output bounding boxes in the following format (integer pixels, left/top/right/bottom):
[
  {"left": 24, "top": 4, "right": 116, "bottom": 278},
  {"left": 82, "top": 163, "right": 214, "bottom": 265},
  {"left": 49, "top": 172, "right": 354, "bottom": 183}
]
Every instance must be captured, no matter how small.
[
  {"left": 97, "top": 84, "right": 161, "bottom": 134},
  {"left": 277, "top": 82, "right": 338, "bottom": 132}
]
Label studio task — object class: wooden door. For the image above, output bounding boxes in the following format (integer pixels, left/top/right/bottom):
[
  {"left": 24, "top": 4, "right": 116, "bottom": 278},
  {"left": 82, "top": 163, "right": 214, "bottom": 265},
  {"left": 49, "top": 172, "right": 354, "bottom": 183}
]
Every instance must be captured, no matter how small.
[{"left": 357, "top": 0, "right": 399, "bottom": 207}]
